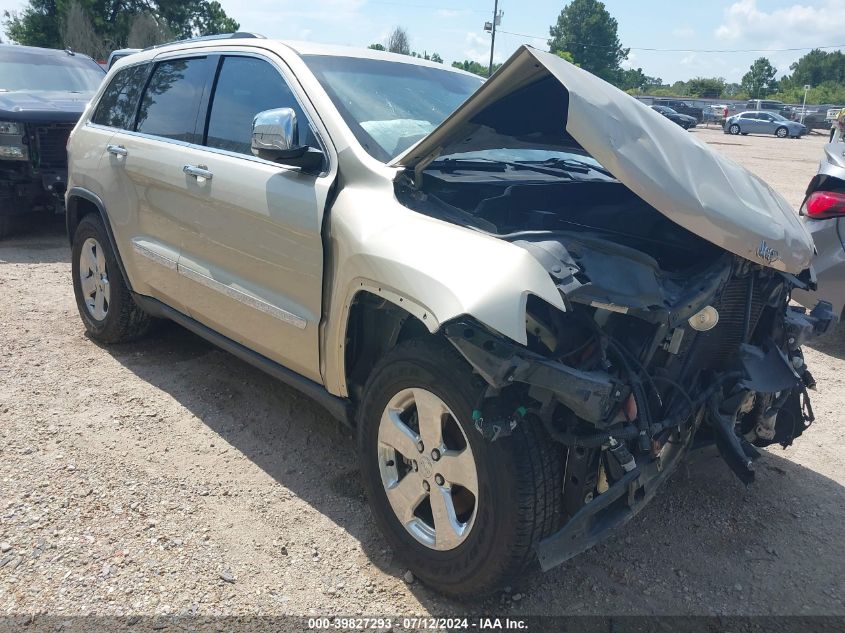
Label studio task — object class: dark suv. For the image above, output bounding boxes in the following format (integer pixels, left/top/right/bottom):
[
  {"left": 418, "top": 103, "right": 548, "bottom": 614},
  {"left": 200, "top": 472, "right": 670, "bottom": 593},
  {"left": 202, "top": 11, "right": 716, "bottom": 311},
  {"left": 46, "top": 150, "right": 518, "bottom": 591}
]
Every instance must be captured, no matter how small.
[
  {"left": 0, "top": 45, "right": 104, "bottom": 238},
  {"left": 653, "top": 98, "right": 704, "bottom": 122}
]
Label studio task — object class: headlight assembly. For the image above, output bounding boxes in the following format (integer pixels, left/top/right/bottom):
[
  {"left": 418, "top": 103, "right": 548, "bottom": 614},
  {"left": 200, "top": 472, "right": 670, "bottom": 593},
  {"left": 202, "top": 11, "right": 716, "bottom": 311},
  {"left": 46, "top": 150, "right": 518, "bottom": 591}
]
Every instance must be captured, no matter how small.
[
  {"left": 0, "top": 121, "right": 28, "bottom": 160},
  {"left": 0, "top": 121, "right": 23, "bottom": 135}
]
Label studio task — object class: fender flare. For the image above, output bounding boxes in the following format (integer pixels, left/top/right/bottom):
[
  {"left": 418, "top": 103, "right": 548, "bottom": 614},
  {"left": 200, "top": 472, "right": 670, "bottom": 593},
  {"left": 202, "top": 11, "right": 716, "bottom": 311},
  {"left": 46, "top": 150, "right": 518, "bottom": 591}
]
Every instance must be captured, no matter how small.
[{"left": 66, "top": 187, "right": 133, "bottom": 292}]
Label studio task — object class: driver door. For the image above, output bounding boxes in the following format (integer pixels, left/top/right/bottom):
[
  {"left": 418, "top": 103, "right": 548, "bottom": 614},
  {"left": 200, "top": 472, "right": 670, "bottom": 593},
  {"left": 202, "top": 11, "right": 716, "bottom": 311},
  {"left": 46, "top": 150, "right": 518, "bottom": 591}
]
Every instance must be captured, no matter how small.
[{"left": 176, "top": 53, "right": 334, "bottom": 382}]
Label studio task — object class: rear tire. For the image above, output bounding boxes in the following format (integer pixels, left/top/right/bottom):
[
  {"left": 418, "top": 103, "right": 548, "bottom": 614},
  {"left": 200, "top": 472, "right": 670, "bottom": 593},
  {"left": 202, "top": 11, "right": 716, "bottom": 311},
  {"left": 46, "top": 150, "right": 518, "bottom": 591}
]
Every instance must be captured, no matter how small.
[
  {"left": 357, "top": 338, "right": 563, "bottom": 597},
  {"left": 729, "top": 124, "right": 741, "bottom": 135},
  {"left": 71, "top": 213, "right": 155, "bottom": 344}
]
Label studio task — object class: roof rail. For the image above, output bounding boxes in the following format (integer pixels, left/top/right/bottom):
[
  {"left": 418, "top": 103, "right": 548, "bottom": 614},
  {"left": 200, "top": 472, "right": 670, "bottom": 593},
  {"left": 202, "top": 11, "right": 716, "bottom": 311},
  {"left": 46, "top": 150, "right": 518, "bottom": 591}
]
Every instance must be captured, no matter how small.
[{"left": 142, "top": 32, "right": 265, "bottom": 52}]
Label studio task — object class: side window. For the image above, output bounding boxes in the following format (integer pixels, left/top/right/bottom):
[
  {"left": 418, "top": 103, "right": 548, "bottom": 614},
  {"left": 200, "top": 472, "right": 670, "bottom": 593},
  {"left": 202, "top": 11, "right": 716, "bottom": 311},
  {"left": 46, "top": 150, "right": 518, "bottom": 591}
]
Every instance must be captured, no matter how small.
[
  {"left": 740, "top": 113, "right": 755, "bottom": 119},
  {"left": 204, "top": 56, "right": 316, "bottom": 156},
  {"left": 136, "top": 57, "right": 210, "bottom": 143},
  {"left": 91, "top": 64, "right": 149, "bottom": 129}
]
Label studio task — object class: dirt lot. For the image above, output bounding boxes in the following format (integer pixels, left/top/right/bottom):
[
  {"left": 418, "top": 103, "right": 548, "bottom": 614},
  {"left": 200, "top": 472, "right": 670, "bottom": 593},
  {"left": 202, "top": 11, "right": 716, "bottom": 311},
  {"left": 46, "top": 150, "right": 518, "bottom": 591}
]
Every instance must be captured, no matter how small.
[{"left": 1, "top": 127, "right": 844, "bottom": 620}]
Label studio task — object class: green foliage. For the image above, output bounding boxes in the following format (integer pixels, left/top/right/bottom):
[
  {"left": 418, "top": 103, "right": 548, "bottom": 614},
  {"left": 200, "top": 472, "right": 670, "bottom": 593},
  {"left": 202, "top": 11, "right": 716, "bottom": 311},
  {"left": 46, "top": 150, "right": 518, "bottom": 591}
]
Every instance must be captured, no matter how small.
[
  {"left": 770, "top": 81, "right": 845, "bottom": 106},
  {"left": 741, "top": 57, "right": 778, "bottom": 99},
  {"left": 367, "top": 43, "right": 385, "bottom": 51},
  {"left": 4, "top": 0, "right": 239, "bottom": 50},
  {"left": 548, "top": 0, "right": 629, "bottom": 82},
  {"left": 684, "top": 76, "right": 726, "bottom": 98},
  {"left": 782, "top": 49, "right": 845, "bottom": 89},
  {"left": 410, "top": 50, "right": 443, "bottom": 63},
  {"left": 451, "top": 59, "right": 502, "bottom": 77},
  {"left": 618, "top": 67, "right": 662, "bottom": 92},
  {"left": 554, "top": 50, "right": 575, "bottom": 64}
]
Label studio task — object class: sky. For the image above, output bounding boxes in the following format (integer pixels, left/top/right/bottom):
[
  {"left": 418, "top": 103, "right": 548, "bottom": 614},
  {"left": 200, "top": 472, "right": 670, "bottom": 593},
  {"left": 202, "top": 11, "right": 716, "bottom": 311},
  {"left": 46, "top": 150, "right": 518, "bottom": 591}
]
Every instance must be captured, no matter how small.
[{"left": 1, "top": 0, "right": 844, "bottom": 83}]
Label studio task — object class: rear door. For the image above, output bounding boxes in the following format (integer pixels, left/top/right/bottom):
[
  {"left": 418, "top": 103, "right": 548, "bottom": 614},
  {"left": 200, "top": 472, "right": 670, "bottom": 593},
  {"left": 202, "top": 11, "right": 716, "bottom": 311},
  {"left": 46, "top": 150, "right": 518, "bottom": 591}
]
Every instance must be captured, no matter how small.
[
  {"left": 740, "top": 112, "right": 762, "bottom": 133},
  {"left": 175, "top": 53, "right": 333, "bottom": 382},
  {"left": 94, "top": 55, "right": 216, "bottom": 310}
]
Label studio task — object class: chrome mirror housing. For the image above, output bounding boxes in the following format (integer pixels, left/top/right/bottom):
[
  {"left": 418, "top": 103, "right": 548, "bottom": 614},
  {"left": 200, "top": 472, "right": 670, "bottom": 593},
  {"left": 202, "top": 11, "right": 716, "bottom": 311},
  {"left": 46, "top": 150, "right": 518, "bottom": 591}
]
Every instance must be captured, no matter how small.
[{"left": 251, "top": 108, "right": 307, "bottom": 161}]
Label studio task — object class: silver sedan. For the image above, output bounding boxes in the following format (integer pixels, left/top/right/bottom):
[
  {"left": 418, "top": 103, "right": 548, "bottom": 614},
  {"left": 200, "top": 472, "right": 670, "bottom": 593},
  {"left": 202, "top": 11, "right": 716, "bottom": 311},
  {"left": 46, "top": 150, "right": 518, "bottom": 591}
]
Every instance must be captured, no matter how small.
[{"left": 724, "top": 110, "right": 807, "bottom": 138}]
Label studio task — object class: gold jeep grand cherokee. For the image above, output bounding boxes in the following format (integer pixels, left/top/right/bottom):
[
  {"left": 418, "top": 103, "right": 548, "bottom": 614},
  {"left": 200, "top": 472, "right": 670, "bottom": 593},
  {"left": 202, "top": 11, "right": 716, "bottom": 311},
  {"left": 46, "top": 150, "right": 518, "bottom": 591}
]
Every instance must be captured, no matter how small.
[{"left": 66, "top": 33, "right": 833, "bottom": 597}]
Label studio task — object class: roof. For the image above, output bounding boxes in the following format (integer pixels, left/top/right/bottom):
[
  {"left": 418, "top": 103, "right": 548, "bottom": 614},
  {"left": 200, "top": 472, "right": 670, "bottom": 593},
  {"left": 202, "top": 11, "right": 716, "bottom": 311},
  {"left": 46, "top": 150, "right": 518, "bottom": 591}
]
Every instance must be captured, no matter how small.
[{"left": 110, "top": 35, "right": 476, "bottom": 76}]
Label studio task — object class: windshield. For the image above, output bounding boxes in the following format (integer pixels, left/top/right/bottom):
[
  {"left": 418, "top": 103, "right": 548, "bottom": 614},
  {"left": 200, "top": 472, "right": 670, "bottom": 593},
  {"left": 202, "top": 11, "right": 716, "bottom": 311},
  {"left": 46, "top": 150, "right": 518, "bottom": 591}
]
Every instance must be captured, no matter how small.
[
  {"left": 303, "top": 55, "right": 483, "bottom": 162},
  {"left": 770, "top": 112, "right": 788, "bottom": 122},
  {"left": 0, "top": 49, "right": 104, "bottom": 93}
]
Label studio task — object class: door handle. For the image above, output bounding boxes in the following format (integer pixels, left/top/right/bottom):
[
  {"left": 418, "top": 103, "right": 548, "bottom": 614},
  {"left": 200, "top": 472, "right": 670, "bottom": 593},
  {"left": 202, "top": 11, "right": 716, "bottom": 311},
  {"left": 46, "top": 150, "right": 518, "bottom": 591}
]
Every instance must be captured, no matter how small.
[
  {"left": 106, "top": 144, "right": 128, "bottom": 157},
  {"left": 183, "top": 164, "right": 213, "bottom": 180}
]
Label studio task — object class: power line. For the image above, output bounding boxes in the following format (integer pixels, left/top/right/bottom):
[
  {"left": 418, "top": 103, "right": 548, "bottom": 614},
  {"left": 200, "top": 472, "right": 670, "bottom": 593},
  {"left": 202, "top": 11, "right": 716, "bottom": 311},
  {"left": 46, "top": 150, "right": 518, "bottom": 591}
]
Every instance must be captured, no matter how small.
[{"left": 496, "top": 29, "right": 845, "bottom": 54}]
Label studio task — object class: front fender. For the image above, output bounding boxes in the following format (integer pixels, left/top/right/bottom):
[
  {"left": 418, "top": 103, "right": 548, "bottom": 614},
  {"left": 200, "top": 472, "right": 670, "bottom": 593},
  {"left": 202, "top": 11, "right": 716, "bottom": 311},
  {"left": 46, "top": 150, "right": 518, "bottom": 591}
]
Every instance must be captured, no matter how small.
[{"left": 321, "top": 184, "right": 564, "bottom": 396}]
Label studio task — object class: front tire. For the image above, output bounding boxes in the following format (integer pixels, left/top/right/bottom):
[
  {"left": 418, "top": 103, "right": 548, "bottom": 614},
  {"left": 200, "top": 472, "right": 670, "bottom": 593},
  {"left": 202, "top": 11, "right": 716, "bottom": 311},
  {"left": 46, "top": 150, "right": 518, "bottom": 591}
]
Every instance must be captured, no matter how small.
[
  {"left": 729, "top": 124, "right": 741, "bottom": 135},
  {"left": 71, "top": 214, "right": 154, "bottom": 344},
  {"left": 357, "top": 338, "right": 563, "bottom": 597},
  {"left": 776, "top": 126, "right": 789, "bottom": 138}
]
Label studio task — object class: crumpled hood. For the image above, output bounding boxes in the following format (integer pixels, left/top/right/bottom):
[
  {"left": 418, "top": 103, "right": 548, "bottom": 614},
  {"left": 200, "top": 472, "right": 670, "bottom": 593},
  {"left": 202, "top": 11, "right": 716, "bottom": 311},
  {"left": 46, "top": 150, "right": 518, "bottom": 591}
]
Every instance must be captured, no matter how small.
[
  {"left": 392, "top": 46, "right": 814, "bottom": 274},
  {"left": 0, "top": 90, "right": 91, "bottom": 123}
]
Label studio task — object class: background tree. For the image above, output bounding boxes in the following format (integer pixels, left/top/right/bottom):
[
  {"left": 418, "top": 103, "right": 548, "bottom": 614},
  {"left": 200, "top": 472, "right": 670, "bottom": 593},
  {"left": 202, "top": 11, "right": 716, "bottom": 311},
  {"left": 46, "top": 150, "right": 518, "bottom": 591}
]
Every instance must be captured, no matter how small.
[
  {"left": 548, "top": 0, "right": 628, "bottom": 82},
  {"left": 618, "top": 67, "right": 663, "bottom": 93},
  {"left": 61, "top": 0, "right": 104, "bottom": 58},
  {"left": 452, "top": 59, "right": 501, "bottom": 77},
  {"left": 386, "top": 26, "right": 410, "bottom": 55},
  {"left": 367, "top": 43, "right": 385, "bottom": 51},
  {"left": 782, "top": 49, "right": 845, "bottom": 89},
  {"left": 127, "top": 11, "right": 173, "bottom": 48},
  {"left": 5, "top": 0, "right": 238, "bottom": 51},
  {"left": 741, "top": 57, "right": 778, "bottom": 99},
  {"left": 685, "top": 76, "right": 725, "bottom": 98}
]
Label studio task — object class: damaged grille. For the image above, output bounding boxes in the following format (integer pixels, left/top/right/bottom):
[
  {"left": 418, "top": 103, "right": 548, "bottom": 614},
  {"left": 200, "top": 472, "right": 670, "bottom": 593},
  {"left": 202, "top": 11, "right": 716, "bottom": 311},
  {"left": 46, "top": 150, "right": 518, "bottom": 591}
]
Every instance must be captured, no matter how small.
[
  {"left": 692, "top": 275, "right": 767, "bottom": 369},
  {"left": 35, "top": 125, "right": 73, "bottom": 169}
]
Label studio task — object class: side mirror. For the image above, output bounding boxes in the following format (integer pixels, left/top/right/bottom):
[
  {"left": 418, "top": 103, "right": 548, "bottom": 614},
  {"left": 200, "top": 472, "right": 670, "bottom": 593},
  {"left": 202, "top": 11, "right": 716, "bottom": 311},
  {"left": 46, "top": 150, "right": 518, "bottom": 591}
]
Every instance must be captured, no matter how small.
[
  {"left": 251, "top": 108, "right": 324, "bottom": 172},
  {"left": 252, "top": 108, "right": 307, "bottom": 161}
]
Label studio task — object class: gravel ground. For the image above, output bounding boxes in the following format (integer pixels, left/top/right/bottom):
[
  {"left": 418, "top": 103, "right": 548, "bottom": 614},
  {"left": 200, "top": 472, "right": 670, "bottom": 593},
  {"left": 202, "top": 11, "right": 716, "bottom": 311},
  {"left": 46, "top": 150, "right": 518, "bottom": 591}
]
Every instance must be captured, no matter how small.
[{"left": 1, "top": 127, "right": 843, "bottom": 620}]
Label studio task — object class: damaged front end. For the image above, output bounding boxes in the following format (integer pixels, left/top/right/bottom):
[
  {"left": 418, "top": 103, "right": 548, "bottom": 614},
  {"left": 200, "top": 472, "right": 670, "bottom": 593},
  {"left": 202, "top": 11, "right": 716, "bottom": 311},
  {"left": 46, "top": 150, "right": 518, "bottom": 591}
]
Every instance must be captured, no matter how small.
[
  {"left": 388, "top": 44, "right": 834, "bottom": 571},
  {"left": 443, "top": 234, "right": 833, "bottom": 571}
]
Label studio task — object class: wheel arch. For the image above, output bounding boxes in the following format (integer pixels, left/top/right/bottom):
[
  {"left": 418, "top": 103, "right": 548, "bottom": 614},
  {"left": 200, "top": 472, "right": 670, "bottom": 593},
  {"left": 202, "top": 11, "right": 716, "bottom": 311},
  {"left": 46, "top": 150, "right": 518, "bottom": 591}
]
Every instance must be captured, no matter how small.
[
  {"left": 341, "top": 288, "right": 434, "bottom": 403},
  {"left": 66, "top": 187, "right": 133, "bottom": 292}
]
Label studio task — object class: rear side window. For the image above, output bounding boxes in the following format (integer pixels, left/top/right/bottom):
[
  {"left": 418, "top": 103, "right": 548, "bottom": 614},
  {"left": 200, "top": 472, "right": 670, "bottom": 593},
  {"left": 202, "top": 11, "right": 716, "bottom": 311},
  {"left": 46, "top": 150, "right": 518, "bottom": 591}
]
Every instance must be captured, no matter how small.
[
  {"left": 92, "top": 64, "right": 149, "bottom": 129},
  {"left": 136, "top": 57, "right": 210, "bottom": 143},
  {"left": 740, "top": 112, "right": 756, "bottom": 119},
  {"left": 204, "top": 56, "right": 316, "bottom": 155}
]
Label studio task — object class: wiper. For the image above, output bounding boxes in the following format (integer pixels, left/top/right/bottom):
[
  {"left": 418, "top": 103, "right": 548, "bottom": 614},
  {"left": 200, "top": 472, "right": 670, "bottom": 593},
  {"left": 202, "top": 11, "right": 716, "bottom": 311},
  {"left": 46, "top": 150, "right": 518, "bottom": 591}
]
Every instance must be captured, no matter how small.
[
  {"left": 518, "top": 157, "right": 615, "bottom": 178},
  {"left": 429, "top": 157, "right": 575, "bottom": 179}
]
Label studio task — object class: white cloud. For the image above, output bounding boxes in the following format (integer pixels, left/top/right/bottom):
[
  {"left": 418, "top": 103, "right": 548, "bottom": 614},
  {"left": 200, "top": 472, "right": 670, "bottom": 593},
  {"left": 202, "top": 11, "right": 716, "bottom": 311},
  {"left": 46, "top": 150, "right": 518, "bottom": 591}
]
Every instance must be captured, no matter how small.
[
  {"left": 715, "top": 0, "right": 845, "bottom": 44},
  {"left": 621, "top": 51, "right": 638, "bottom": 70},
  {"left": 462, "top": 30, "right": 490, "bottom": 63},
  {"left": 436, "top": 9, "right": 471, "bottom": 18}
]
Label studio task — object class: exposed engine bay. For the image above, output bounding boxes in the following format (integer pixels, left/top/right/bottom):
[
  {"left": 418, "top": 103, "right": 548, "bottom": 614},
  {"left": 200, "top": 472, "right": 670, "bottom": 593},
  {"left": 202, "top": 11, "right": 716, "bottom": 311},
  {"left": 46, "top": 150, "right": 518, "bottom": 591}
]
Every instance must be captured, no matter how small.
[{"left": 396, "top": 166, "right": 835, "bottom": 569}]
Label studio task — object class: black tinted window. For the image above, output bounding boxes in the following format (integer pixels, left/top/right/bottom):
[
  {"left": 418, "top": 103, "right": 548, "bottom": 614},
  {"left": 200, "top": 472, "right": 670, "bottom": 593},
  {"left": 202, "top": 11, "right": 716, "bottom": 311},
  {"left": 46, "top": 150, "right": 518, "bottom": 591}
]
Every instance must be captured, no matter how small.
[
  {"left": 136, "top": 58, "right": 209, "bottom": 142},
  {"left": 740, "top": 113, "right": 756, "bottom": 119},
  {"left": 205, "top": 56, "right": 315, "bottom": 155},
  {"left": 92, "top": 64, "right": 148, "bottom": 129}
]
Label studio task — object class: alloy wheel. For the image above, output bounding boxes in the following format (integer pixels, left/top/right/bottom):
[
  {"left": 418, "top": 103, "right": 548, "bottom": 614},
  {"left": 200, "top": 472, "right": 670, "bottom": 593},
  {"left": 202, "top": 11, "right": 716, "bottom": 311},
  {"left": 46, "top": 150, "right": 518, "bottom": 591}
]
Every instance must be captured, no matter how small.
[
  {"left": 79, "top": 237, "right": 110, "bottom": 321},
  {"left": 377, "top": 388, "right": 479, "bottom": 551}
]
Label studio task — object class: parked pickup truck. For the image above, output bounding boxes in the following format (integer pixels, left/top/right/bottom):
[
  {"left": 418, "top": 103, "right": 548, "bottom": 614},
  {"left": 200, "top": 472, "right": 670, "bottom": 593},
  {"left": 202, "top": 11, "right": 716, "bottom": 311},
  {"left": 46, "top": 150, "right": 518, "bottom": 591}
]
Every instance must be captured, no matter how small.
[{"left": 0, "top": 45, "right": 105, "bottom": 238}]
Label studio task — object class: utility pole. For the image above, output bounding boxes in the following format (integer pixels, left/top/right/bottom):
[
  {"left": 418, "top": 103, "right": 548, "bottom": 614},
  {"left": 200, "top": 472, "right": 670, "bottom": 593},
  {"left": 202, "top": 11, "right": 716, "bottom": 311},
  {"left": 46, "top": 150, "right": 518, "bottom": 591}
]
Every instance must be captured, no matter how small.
[
  {"left": 485, "top": 0, "right": 502, "bottom": 78},
  {"left": 800, "top": 84, "right": 811, "bottom": 124}
]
